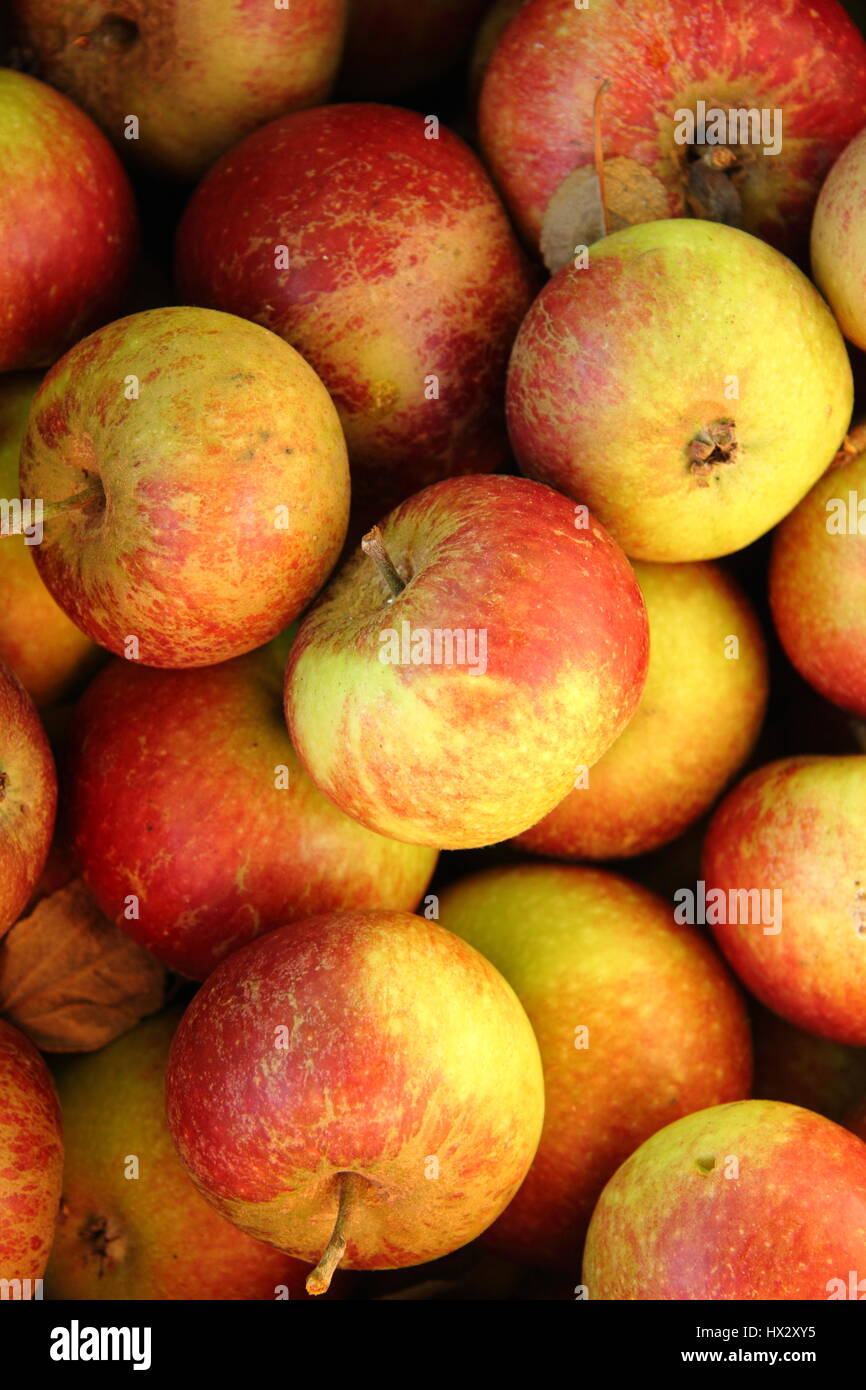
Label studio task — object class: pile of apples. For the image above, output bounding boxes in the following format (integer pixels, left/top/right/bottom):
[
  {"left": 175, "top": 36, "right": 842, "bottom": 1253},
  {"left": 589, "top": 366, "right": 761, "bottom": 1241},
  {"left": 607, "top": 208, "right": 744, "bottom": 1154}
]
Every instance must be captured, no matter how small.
[{"left": 4, "top": 0, "right": 866, "bottom": 1304}]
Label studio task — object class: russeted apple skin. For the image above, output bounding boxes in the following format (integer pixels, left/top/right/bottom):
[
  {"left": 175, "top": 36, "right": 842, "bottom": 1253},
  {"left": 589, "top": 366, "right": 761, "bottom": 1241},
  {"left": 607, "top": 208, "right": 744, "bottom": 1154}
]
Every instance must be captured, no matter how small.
[
  {"left": 0, "top": 659, "right": 57, "bottom": 936},
  {"left": 46, "top": 1009, "right": 324, "bottom": 1301},
  {"left": 812, "top": 127, "right": 866, "bottom": 349},
  {"left": 0, "top": 1018, "right": 63, "bottom": 1282},
  {"left": 65, "top": 636, "right": 437, "bottom": 980},
  {"left": 0, "top": 375, "right": 98, "bottom": 707},
  {"left": 478, "top": 0, "right": 866, "bottom": 258},
  {"left": 0, "top": 70, "right": 137, "bottom": 372},
  {"left": 19, "top": 307, "right": 350, "bottom": 669},
  {"left": 769, "top": 448, "right": 866, "bottom": 719},
  {"left": 507, "top": 220, "right": 853, "bottom": 563},
  {"left": 165, "top": 911, "right": 545, "bottom": 1273},
  {"left": 11, "top": 0, "right": 348, "bottom": 182},
  {"left": 702, "top": 756, "right": 866, "bottom": 1046},
  {"left": 439, "top": 865, "right": 751, "bottom": 1271},
  {"left": 583, "top": 1100, "right": 866, "bottom": 1300},
  {"left": 175, "top": 104, "right": 535, "bottom": 525},
  {"left": 285, "top": 475, "right": 649, "bottom": 849},
  {"left": 515, "top": 561, "right": 768, "bottom": 859}
]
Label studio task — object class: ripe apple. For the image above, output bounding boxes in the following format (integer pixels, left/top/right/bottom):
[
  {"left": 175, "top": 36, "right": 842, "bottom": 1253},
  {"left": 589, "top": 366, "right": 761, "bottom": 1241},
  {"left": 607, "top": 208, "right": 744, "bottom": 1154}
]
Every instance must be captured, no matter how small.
[
  {"left": 339, "top": 0, "right": 491, "bottom": 98},
  {"left": 812, "top": 126, "right": 866, "bottom": 348},
  {"left": 515, "top": 560, "right": 768, "bottom": 859},
  {"left": 65, "top": 635, "right": 438, "bottom": 980},
  {"left": 0, "top": 68, "right": 137, "bottom": 372},
  {"left": 478, "top": 0, "right": 866, "bottom": 260},
  {"left": 752, "top": 1005, "right": 866, "bottom": 1122},
  {"left": 0, "top": 1018, "right": 63, "bottom": 1285},
  {"left": 19, "top": 306, "right": 350, "bottom": 668},
  {"left": 702, "top": 755, "right": 866, "bottom": 1045},
  {"left": 0, "top": 374, "right": 99, "bottom": 707},
  {"left": 46, "top": 1008, "right": 335, "bottom": 1299},
  {"left": 439, "top": 864, "right": 751, "bottom": 1270},
  {"left": 583, "top": 1100, "right": 866, "bottom": 1299},
  {"left": 285, "top": 474, "right": 649, "bottom": 849},
  {"left": 166, "top": 910, "right": 545, "bottom": 1293},
  {"left": 10, "top": 0, "right": 348, "bottom": 181},
  {"left": 175, "top": 104, "right": 535, "bottom": 528},
  {"left": 507, "top": 220, "right": 852, "bottom": 562},
  {"left": 770, "top": 441, "right": 866, "bottom": 718},
  {"left": 0, "top": 659, "right": 57, "bottom": 936}
]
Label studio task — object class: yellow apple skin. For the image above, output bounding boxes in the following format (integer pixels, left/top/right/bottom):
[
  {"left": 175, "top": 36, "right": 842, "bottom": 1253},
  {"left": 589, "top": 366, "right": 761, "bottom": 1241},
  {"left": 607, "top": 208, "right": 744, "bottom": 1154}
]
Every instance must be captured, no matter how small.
[
  {"left": 812, "top": 126, "right": 866, "bottom": 349},
  {"left": 0, "top": 375, "right": 99, "bottom": 707},
  {"left": 46, "top": 1009, "right": 325, "bottom": 1300},
  {"left": 514, "top": 560, "right": 768, "bottom": 859},
  {"left": 439, "top": 864, "right": 751, "bottom": 1271}
]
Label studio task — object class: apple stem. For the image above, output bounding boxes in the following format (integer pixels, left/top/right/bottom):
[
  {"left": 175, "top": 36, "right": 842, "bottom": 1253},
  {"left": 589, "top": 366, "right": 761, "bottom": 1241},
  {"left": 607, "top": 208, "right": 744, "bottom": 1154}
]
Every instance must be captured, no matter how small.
[
  {"left": 361, "top": 525, "right": 406, "bottom": 599},
  {"left": 41, "top": 480, "right": 104, "bottom": 520},
  {"left": 593, "top": 79, "right": 613, "bottom": 238},
  {"left": 306, "top": 1172, "right": 363, "bottom": 1296}
]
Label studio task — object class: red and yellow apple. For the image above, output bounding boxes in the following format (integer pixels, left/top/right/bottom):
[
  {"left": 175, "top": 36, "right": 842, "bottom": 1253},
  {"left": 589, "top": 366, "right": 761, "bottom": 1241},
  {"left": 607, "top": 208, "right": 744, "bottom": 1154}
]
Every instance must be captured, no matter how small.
[
  {"left": 439, "top": 864, "right": 751, "bottom": 1270},
  {"left": 66, "top": 635, "right": 438, "bottom": 979},
  {"left": 507, "top": 220, "right": 852, "bottom": 561},
  {"left": 812, "top": 126, "right": 866, "bottom": 348},
  {"left": 515, "top": 560, "right": 768, "bottom": 859},
  {"left": 0, "top": 68, "right": 137, "bottom": 372},
  {"left": 0, "top": 659, "right": 57, "bottom": 935},
  {"left": 175, "top": 104, "right": 534, "bottom": 527},
  {"left": 19, "top": 306, "right": 350, "bottom": 668},
  {"left": 166, "top": 910, "right": 545, "bottom": 1292},
  {"left": 583, "top": 1100, "right": 866, "bottom": 1299},
  {"left": 10, "top": 0, "right": 348, "bottom": 181},
  {"left": 285, "top": 475, "right": 649, "bottom": 849},
  {"left": 0, "top": 1018, "right": 63, "bottom": 1284}
]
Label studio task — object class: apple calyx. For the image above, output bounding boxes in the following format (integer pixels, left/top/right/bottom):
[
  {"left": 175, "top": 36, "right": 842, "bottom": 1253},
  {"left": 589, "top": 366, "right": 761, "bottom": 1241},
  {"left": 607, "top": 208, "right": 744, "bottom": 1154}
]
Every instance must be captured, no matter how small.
[
  {"left": 688, "top": 420, "right": 739, "bottom": 486},
  {"left": 361, "top": 525, "right": 406, "bottom": 600},
  {"left": 72, "top": 16, "right": 140, "bottom": 54},
  {"left": 0, "top": 771, "right": 7, "bottom": 801},
  {"left": 306, "top": 1171, "right": 366, "bottom": 1296},
  {"left": 79, "top": 1210, "right": 127, "bottom": 1275}
]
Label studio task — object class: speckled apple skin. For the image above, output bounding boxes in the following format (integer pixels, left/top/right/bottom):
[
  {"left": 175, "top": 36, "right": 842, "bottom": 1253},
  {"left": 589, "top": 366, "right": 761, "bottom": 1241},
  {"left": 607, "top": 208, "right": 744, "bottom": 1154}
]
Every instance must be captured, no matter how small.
[
  {"left": 515, "top": 561, "right": 768, "bottom": 859},
  {"left": 479, "top": 0, "right": 866, "bottom": 258},
  {"left": 0, "top": 1019, "right": 63, "bottom": 1283},
  {"left": 65, "top": 639, "right": 437, "bottom": 980},
  {"left": 11, "top": 0, "right": 348, "bottom": 181},
  {"left": 0, "top": 69, "right": 137, "bottom": 372},
  {"left": 440, "top": 864, "right": 751, "bottom": 1270},
  {"left": 19, "top": 307, "right": 350, "bottom": 669},
  {"left": 508, "top": 220, "right": 852, "bottom": 562},
  {"left": 166, "top": 911, "right": 545, "bottom": 1271},
  {"left": 702, "top": 756, "right": 866, "bottom": 1046},
  {"left": 583, "top": 1101, "right": 866, "bottom": 1299},
  {"left": 0, "top": 660, "right": 57, "bottom": 936},
  {"left": 770, "top": 447, "right": 866, "bottom": 719},
  {"left": 285, "top": 474, "right": 649, "bottom": 849},
  {"left": 176, "top": 104, "right": 535, "bottom": 522},
  {"left": 812, "top": 126, "right": 866, "bottom": 349}
]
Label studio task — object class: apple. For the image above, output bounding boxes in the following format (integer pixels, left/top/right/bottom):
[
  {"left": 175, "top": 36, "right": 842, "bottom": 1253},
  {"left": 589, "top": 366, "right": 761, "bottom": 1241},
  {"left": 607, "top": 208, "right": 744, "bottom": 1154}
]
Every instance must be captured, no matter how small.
[
  {"left": 439, "top": 863, "right": 751, "bottom": 1271},
  {"left": 166, "top": 910, "right": 545, "bottom": 1293},
  {"left": 583, "top": 1100, "right": 866, "bottom": 1299},
  {"left": 18, "top": 306, "right": 350, "bottom": 669},
  {"left": 478, "top": 0, "right": 866, "bottom": 261},
  {"left": 10, "top": 0, "right": 348, "bottom": 181},
  {"left": 702, "top": 755, "right": 866, "bottom": 1046},
  {"left": 812, "top": 126, "right": 866, "bottom": 349},
  {"left": 0, "top": 68, "right": 137, "bottom": 372},
  {"left": 65, "top": 634, "right": 438, "bottom": 980},
  {"left": 770, "top": 439, "right": 866, "bottom": 719},
  {"left": 175, "top": 104, "right": 535, "bottom": 528},
  {"left": 507, "top": 220, "right": 852, "bottom": 562},
  {"left": 0, "top": 658, "right": 57, "bottom": 936},
  {"left": 46, "top": 1007, "right": 337, "bottom": 1299},
  {"left": 514, "top": 560, "right": 768, "bottom": 860},
  {"left": 0, "top": 374, "right": 100, "bottom": 707},
  {"left": 339, "top": 0, "right": 491, "bottom": 99},
  {"left": 752, "top": 1005, "right": 866, "bottom": 1122},
  {"left": 0, "top": 1018, "right": 63, "bottom": 1286},
  {"left": 285, "top": 474, "right": 649, "bottom": 849}
]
